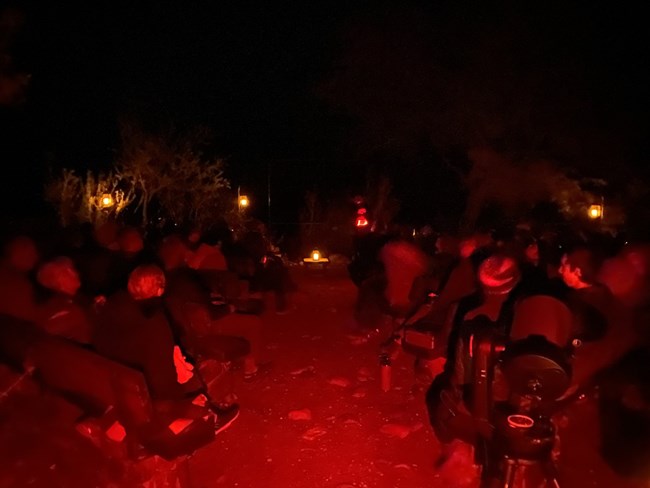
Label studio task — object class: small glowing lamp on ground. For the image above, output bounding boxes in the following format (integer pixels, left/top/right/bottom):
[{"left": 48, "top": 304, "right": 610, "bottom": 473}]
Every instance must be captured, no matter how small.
[
  {"left": 303, "top": 248, "right": 329, "bottom": 266},
  {"left": 238, "top": 195, "right": 249, "bottom": 209},
  {"left": 588, "top": 204, "right": 603, "bottom": 219},
  {"left": 99, "top": 193, "right": 114, "bottom": 208},
  {"left": 355, "top": 208, "right": 369, "bottom": 228},
  {"left": 356, "top": 215, "right": 369, "bottom": 227}
]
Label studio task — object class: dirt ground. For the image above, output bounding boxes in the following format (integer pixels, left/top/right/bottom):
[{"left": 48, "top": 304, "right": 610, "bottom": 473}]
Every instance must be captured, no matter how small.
[{"left": 190, "top": 265, "right": 441, "bottom": 488}]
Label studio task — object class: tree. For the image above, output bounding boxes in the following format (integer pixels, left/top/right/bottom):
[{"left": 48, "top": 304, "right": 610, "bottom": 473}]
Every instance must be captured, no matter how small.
[
  {"left": 366, "top": 174, "right": 400, "bottom": 233},
  {"left": 318, "top": 4, "right": 636, "bottom": 230},
  {"left": 117, "top": 123, "right": 231, "bottom": 230},
  {"left": 461, "top": 148, "right": 623, "bottom": 230},
  {"left": 45, "top": 169, "right": 135, "bottom": 227}
]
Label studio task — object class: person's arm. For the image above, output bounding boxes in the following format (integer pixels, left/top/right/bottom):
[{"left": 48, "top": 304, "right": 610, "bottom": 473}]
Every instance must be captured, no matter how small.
[{"left": 570, "top": 307, "right": 638, "bottom": 388}]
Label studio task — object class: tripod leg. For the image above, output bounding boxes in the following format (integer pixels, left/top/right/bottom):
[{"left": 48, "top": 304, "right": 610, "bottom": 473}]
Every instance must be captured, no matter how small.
[
  {"left": 544, "top": 462, "right": 561, "bottom": 488},
  {"left": 502, "top": 460, "right": 517, "bottom": 488}
]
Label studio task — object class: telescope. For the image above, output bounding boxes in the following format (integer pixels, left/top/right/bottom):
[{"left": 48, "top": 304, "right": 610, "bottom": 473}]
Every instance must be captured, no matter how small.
[{"left": 470, "top": 295, "right": 576, "bottom": 488}]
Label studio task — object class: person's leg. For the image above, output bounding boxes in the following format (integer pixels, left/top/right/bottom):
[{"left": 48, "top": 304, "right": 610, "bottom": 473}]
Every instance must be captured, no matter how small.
[{"left": 209, "top": 314, "right": 263, "bottom": 375}]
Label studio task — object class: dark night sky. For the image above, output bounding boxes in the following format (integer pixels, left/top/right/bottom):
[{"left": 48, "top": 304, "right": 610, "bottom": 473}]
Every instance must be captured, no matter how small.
[{"left": 1, "top": 1, "right": 649, "bottom": 224}]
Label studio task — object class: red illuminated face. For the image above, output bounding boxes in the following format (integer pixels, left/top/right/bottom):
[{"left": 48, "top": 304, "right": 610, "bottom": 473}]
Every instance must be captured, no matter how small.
[{"left": 559, "top": 255, "right": 583, "bottom": 289}]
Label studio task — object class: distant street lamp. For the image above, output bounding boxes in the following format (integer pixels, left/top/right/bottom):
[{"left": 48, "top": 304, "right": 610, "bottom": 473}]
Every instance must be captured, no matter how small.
[
  {"left": 588, "top": 205, "right": 601, "bottom": 219},
  {"left": 237, "top": 186, "right": 249, "bottom": 212},
  {"left": 238, "top": 195, "right": 249, "bottom": 209},
  {"left": 588, "top": 198, "right": 604, "bottom": 220},
  {"left": 99, "top": 193, "right": 115, "bottom": 209}
]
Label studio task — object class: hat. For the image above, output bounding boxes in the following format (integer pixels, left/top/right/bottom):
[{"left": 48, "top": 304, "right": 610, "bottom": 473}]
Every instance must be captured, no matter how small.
[
  {"left": 128, "top": 264, "right": 165, "bottom": 300},
  {"left": 478, "top": 255, "right": 520, "bottom": 295}
]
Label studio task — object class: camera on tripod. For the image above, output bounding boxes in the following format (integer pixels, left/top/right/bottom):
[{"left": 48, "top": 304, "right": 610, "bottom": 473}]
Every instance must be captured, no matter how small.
[{"left": 469, "top": 295, "right": 576, "bottom": 488}]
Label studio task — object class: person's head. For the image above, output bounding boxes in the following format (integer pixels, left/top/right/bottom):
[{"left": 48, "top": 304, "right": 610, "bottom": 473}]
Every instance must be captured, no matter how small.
[
  {"left": 127, "top": 264, "right": 166, "bottom": 300},
  {"left": 93, "top": 221, "right": 121, "bottom": 250},
  {"left": 3, "top": 235, "right": 39, "bottom": 272},
  {"left": 559, "top": 247, "right": 601, "bottom": 289},
  {"left": 37, "top": 257, "right": 81, "bottom": 296},
  {"left": 477, "top": 254, "right": 521, "bottom": 296},
  {"left": 118, "top": 227, "right": 144, "bottom": 255}
]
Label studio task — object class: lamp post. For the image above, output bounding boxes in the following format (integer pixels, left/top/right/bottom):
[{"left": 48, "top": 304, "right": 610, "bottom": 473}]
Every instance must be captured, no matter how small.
[
  {"left": 237, "top": 186, "right": 249, "bottom": 213},
  {"left": 587, "top": 196, "right": 605, "bottom": 221}
]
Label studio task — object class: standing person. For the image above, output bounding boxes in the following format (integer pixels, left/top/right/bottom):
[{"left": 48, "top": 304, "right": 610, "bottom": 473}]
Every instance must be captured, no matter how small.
[
  {"left": 235, "top": 228, "right": 294, "bottom": 314},
  {"left": 426, "top": 253, "right": 521, "bottom": 474},
  {"left": 551, "top": 245, "right": 641, "bottom": 486},
  {"left": 558, "top": 246, "right": 626, "bottom": 372}
]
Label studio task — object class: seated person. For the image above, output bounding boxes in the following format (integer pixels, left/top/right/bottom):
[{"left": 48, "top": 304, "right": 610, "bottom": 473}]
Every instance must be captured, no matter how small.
[
  {"left": 93, "top": 264, "right": 186, "bottom": 401},
  {"left": 34, "top": 256, "right": 92, "bottom": 344},
  {"left": 158, "top": 239, "right": 265, "bottom": 379}
]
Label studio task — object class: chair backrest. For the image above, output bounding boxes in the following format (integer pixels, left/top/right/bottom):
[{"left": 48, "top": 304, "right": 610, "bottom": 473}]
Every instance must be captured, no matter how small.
[{"left": 27, "top": 335, "right": 154, "bottom": 429}]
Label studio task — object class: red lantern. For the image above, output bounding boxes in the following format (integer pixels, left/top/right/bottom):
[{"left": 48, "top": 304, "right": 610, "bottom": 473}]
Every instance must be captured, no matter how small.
[{"left": 355, "top": 207, "right": 369, "bottom": 227}]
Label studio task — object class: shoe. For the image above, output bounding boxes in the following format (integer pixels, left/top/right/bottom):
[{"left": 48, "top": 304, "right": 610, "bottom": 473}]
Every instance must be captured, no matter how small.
[
  {"left": 211, "top": 403, "right": 240, "bottom": 435},
  {"left": 243, "top": 362, "right": 273, "bottom": 382}
]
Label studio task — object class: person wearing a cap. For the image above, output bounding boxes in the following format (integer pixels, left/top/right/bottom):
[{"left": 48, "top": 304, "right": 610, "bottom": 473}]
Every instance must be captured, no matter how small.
[{"left": 426, "top": 253, "right": 521, "bottom": 468}]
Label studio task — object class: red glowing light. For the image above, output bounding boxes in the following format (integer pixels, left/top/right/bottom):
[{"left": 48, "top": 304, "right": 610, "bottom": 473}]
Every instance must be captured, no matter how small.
[{"left": 356, "top": 216, "right": 369, "bottom": 227}]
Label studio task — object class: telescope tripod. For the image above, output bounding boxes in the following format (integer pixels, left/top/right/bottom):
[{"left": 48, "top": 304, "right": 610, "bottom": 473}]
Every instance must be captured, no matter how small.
[
  {"left": 478, "top": 413, "right": 561, "bottom": 488},
  {"left": 483, "top": 456, "right": 560, "bottom": 488}
]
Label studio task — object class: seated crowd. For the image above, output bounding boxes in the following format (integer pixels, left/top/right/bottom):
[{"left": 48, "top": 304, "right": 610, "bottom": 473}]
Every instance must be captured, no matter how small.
[{"left": 0, "top": 221, "right": 290, "bottom": 474}]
